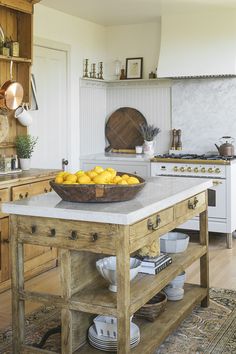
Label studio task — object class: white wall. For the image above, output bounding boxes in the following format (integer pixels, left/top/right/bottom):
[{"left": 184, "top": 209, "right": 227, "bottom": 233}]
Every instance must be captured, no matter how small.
[
  {"left": 106, "top": 22, "right": 161, "bottom": 80},
  {"left": 34, "top": 4, "right": 107, "bottom": 170}
]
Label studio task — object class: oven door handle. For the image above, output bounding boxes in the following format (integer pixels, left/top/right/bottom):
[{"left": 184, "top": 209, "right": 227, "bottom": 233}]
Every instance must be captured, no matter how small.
[{"left": 213, "top": 180, "right": 222, "bottom": 186}]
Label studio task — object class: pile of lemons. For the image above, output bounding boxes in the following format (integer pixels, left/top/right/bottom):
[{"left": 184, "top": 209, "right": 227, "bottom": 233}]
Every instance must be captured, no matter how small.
[{"left": 54, "top": 166, "right": 140, "bottom": 185}]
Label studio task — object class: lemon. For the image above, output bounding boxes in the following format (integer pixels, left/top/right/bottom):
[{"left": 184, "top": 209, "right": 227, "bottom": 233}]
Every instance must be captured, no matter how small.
[
  {"left": 121, "top": 174, "right": 130, "bottom": 181},
  {"left": 75, "top": 170, "right": 85, "bottom": 176},
  {"left": 93, "top": 175, "right": 107, "bottom": 184},
  {"left": 62, "top": 172, "right": 70, "bottom": 180},
  {"left": 55, "top": 176, "right": 64, "bottom": 184},
  {"left": 99, "top": 171, "right": 112, "bottom": 182},
  {"left": 93, "top": 166, "right": 104, "bottom": 174},
  {"left": 106, "top": 167, "right": 116, "bottom": 179},
  {"left": 63, "top": 180, "right": 73, "bottom": 184},
  {"left": 65, "top": 174, "right": 77, "bottom": 183},
  {"left": 113, "top": 176, "right": 122, "bottom": 184},
  {"left": 78, "top": 175, "right": 91, "bottom": 184},
  {"left": 118, "top": 180, "right": 128, "bottom": 185},
  {"left": 86, "top": 170, "right": 98, "bottom": 179},
  {"left": 127, "top": 177, "right": 140, "bottom": 184},
  {"left": 56, "top": 171, "right": 65, "bottom": 177}
]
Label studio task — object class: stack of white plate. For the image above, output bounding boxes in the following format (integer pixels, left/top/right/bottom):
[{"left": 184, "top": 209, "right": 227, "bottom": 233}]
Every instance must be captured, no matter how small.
[{"left": 88, "top": 322, "right": 140, "bottom": 351}]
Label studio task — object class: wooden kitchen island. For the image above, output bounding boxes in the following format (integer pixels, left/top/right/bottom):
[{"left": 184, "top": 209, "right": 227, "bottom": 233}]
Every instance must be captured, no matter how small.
[{"left": 2, "top": 176, "right": 212, "bottom": 354}]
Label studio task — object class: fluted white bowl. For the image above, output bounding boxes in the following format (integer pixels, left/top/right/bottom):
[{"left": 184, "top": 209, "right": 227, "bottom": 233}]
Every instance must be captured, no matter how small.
[{"left": 96, "top": 256, "right": 141, "bottom": 292}]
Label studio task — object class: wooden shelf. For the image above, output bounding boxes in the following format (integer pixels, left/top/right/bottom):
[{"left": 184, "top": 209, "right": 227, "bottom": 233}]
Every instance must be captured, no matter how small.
[
  {"left": 70, "top": 243, "right": 206, "bottom": 316},
  {"left": 0, "top": 142, "right": 16, "bottom": 149},
  {"left": 0, "top": 54, "right": 31, "bottom": 63},
  {"left": 74, "top": 284, "right": 207, "bottom": 353}
]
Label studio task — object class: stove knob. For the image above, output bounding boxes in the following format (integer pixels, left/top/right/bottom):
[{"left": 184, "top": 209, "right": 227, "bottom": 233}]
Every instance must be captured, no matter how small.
[
  {"left": 201, "top": 167, "right": 206, "bottom": 173},
  {"left": 215, "top": 168, "right": 221, "bottom": 174},
  {"left": 208, "top": 168, "right": 213, "bottom": 173},
  {"left": 173, "top": 166, "right": 179, "bottom": 172},
  {"left": 180, "top": 167, "right": 185, "bottom": 172},
  {"left": 194, "top": 167, "right": 199, "bottom": 173},
  {"left": 187, "top": 167, "right": 192, "bottom": 172}
]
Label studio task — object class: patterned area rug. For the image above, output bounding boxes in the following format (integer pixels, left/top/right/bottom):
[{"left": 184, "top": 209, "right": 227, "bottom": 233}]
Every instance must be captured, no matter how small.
[{"left": 0, "top": 288, "right": 236, "bottom": 354}]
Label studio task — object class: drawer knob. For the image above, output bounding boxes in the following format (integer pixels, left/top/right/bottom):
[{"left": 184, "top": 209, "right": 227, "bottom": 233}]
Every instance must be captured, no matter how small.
[
  {"left": 31, "top": 225, "right": 37, "bottom": 234},
  {"left": 69, "top": 230, "right": 78, "bottom": 240},
  {"left": 19, "top": 193, "right": 24, "bottom": 199},
  {"left": 188, "top": 197, "right": 199, "bottom": 210},
  {"left": 0, "top": 197, "right": 2, "bottom": 202},
  {"left": 91, "top": 232, "right": 98, "bottom": 242},
  {"left": 25, "top": 192, "right": 29, "bottom": 198},
  {"left": 147, "top": 215, "right": 161, "bottom": 231},
  {"left": 49, "top": 187, "right": 52, "bottom": 192},
  {"left": 44, "top": 188, "right": 48, "bottom": 193},
  {"left": 50, "top": 228, "right": 56, "bottom": 237}
]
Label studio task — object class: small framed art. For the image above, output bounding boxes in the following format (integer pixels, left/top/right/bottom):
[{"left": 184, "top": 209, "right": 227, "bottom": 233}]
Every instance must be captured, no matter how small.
[{"left": 125, "top": 57, "right": 143, "bottom": 79}]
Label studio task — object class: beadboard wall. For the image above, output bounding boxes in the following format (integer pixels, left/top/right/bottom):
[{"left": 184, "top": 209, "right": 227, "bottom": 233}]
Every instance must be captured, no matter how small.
[
  {"left": 79, "top": 79, "right": 172, "bottom": 156},
  {"left": 172, "top": 78, "right": 236, "bottom": 154},
  {"left": 79, "top": 80, "right": 107, "bottom": 156}
]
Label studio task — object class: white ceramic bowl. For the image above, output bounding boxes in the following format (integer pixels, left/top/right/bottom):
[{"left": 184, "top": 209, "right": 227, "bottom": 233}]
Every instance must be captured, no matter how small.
[
  {"left": 160, "top": 232, "right": 190, "bottom": 253},
  {"left": 168, "top": 271, "right": 186, "bottom": 288},
  {"left": 163, "top": 286, "right": 184, "bottom": 301},
  {"left": 96, "top": 256, "right": 141, "bottom": 292}
]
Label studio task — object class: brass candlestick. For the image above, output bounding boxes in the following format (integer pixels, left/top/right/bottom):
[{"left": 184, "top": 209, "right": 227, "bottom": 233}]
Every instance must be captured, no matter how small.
[
  {"left": 98, "top": 62, "right": 104, "bottom": 80},
  {"left": 83, "top": 59, "right": 89, "bottom": 78}
]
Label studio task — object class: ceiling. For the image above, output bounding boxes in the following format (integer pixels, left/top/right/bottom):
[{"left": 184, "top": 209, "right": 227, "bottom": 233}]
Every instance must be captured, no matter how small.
[{"left": 41, "top": 0, "right": 236, "bottom": 26}]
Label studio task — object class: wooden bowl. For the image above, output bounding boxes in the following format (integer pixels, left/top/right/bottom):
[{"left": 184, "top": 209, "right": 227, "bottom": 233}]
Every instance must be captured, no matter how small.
[{"left": 50, "top": 172, "right": 145, "bottom": 203}]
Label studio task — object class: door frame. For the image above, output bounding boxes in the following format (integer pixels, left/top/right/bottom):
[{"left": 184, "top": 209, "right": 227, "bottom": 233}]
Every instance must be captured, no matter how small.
[{"left": 33, "top": 37, "right": 71, "bottom": 170}]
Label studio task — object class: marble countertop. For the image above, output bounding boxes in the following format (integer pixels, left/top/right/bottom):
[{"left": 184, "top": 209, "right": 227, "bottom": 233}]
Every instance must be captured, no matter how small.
[
  {"left": 2, "top": 177, "right": 212, "bottom": 225},
  {"left": 80, "top": 152, "right": 150, "bottom": 162}
]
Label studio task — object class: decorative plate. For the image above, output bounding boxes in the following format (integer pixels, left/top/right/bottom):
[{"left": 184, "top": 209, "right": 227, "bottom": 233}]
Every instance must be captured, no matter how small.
[{"left": 0, "top": 113, "right": 9, "bottom": 143}]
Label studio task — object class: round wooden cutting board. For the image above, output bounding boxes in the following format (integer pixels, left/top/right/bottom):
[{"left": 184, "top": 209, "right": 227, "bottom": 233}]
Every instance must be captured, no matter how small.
[{"left": 105, "top": 107, "right": 147, "bottom": 151}]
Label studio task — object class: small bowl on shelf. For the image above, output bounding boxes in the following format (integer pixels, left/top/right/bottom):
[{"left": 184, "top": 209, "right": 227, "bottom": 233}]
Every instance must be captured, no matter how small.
[
  {"left": 135, "top": 292, "right": 167, "bottom": 322},
  {"left": 96, "top": 256, "right": 141, "bottom": 292},
  {"left": 163, "top": 286, "right": 184, "bottom": 301},
  {"left": 160, "top": 232, "right": 190, "bottom": 253}
]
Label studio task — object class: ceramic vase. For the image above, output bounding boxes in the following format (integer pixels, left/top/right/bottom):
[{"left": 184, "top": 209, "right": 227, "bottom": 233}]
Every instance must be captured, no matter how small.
[
  {"left": 19, "top": 158, "right": 30, "bottom": 171},
  {"left": 143, "top": 140, "right": 155, "bottom": 157}
]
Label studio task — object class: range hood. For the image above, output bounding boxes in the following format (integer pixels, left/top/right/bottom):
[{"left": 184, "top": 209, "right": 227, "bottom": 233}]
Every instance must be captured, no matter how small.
[{"left": 157, "top": 13, "right": 236, "bottom": 78}]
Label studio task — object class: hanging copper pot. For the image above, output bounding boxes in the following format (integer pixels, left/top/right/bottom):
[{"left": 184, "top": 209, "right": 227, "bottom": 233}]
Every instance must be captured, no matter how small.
[{"left": 0, "top": 60, "right": 24, "bottom": 110}]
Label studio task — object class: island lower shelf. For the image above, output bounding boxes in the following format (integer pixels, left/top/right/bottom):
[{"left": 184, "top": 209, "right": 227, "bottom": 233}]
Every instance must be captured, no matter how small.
[
  {"left": 68, "top": 284, "right": 207, "bottom": 354},
  {"left": 20, "top": 243, "right": 206, "bottom": 317}
]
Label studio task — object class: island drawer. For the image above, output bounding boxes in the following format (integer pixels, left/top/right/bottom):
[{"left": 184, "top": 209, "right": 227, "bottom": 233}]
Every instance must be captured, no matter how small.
[
  {"left": 0, "top": 188, "right": 10, "bottom": 217},
  {"left": 174, "top": 192, "right": 206, "bottom": 219},
  {"left": 129, "top": 206, "right": 174, "bottom": 242},
  {"left": 16, "top": 216, "right": 119, "bottom": 254},
  {"left": 12, "top": 180, "right": 53, "bottom": 201}
]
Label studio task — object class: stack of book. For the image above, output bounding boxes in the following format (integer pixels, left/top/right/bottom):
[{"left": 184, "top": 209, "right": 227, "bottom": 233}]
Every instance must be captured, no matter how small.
[{"left": 138, "top": 253, "right": 172, "bottom": 274}]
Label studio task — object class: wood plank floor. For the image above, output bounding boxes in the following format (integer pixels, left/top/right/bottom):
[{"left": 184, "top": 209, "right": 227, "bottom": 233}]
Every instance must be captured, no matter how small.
[{"left": 0, "top": 233, "right": 235, "bottom": 330}]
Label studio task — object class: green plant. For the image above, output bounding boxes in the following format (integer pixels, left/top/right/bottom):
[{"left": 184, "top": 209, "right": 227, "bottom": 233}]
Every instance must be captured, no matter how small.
[
  {"left": 15, "top": 135, "right": 38, "bottom": 159},
  {"left": 139, "top": 123, "right": 160, "bottom": 141}
]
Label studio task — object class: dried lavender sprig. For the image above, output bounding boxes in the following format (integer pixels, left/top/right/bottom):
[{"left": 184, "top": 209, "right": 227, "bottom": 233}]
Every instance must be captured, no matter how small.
[{"left": 139, "top": 123, "right": 161, "bottom": 141}]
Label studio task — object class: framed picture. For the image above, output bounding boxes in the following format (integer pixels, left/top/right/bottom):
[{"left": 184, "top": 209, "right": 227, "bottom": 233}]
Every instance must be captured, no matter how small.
[{"left": 125, "top": 57, "right": 143, "bottom": 79}]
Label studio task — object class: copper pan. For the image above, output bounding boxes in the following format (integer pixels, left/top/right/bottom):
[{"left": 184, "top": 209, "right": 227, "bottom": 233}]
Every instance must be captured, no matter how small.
[{"left": 0, "top": 61, "right": 24, "bottom": 110}]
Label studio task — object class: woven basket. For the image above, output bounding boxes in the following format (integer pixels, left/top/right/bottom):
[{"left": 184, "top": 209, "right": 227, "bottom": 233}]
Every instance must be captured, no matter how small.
[{"left": 135, "top": 292, "right": 167, "bottom": 322}]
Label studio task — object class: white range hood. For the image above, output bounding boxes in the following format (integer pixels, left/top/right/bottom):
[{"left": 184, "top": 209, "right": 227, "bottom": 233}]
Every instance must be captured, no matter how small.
[{"left": 157, "top": 13, "right": 236, "bottom": 78}]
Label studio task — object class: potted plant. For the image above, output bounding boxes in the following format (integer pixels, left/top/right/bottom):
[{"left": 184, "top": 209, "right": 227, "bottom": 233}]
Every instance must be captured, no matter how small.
[
  {"left": 139, "top": 123, "right": 160, "bottom": 156},
  {"left": 15, "top": 134, "right": 38, "bottom": 170}
]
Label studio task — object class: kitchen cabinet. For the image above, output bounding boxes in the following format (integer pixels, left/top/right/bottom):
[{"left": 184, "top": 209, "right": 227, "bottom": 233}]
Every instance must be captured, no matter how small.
[
  {"left": 4, "top": 177, "right": 211, "bottom": 353},
  {"left": 0, "top": 0, "right": 38, "bottom": 156},
  {"left": 0, "top": 169, "right": 58, "bottom": 293},
  {"left": 80, "top": 153, "right": 151, "bottom": 178}
]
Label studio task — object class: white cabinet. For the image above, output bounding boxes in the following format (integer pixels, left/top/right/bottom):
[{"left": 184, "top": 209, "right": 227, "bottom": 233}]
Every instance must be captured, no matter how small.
[{"left": 80, "top": 154, "right": 151, "bottom": 178}]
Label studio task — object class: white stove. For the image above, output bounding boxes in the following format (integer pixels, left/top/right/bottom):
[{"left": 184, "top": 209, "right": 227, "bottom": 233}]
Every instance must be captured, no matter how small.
[{"left": 151, "top": 154, "right": 236, "bottom": 248}]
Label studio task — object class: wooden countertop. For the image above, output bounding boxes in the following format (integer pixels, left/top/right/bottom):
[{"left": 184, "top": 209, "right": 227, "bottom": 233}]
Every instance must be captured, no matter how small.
[{"left": 0, "top": 168, "right": 60, "bottom": 187}]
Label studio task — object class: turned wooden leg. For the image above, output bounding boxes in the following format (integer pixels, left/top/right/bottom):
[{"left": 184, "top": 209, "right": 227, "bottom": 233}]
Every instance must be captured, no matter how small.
[
  {"left": 11, "top": 215, "right": 25, "bottom": 353},
  {"left": 116, "top": 226, "right": 131, "bottom": 354},
  {"left": 199, "top": 205, "right": 209, "bottom": 308},
  {"left": 226, "top": 233, "right": 232, "bottom": 249}
]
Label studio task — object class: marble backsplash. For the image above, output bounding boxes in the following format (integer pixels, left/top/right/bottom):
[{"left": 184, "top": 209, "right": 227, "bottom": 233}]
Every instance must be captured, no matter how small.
[{"left": 172, "top": 78, "right": 236, "bottom": 154}]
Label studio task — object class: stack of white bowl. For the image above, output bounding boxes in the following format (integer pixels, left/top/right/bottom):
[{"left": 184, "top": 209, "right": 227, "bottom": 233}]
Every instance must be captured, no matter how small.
[
  {"left": 88, "top": 315, "right": 140, "bottom": 351},
  {"left": 163, "top": 271, "right": 186, "bottom": 301}
]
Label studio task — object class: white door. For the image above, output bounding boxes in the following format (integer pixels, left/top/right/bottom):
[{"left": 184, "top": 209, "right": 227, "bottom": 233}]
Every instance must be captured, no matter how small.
[{"left": 29, "top": 45, "right": 68, "bottom": 170}]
